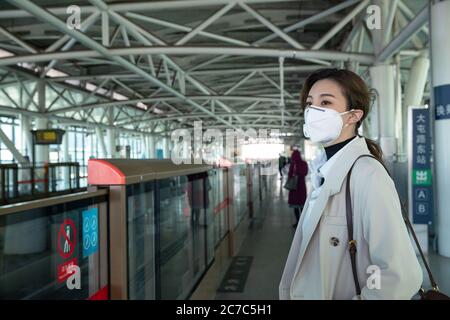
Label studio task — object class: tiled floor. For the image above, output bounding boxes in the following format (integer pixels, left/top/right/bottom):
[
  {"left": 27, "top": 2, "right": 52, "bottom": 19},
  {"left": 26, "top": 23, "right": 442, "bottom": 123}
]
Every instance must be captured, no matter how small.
[{"left": 214, "top": 174, "right": 450, "bottom": 300}]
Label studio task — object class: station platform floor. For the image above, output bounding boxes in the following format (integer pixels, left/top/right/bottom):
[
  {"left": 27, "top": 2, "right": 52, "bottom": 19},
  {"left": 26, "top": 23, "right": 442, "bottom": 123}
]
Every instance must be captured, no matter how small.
[{"left": 213, "top": 176, "right": 450, "bottom": 300}]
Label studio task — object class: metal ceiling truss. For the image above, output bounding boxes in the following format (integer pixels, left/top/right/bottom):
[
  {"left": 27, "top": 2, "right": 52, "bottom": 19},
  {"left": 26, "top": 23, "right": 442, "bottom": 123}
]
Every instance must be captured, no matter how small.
[{"left": 0, "top": 0, "right": 430, "bottom": 139}]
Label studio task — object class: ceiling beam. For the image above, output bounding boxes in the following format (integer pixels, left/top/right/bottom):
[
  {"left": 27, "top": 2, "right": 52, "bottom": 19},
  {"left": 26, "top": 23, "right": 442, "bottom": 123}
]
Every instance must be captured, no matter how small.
[
  {"left": 48, "top": 65, "right": 318, "bottom": 81},
  {"left": 376, "top": 4, "right": 428, "bottom": 63},
  {"left": 120, "top": 113, "right": 302, "bottom": 128},
  {"left": 48, "top": 95, "right": 301, "bottom": 115},
  {"left": 9, "top": 0, "right": 237, "bottom": 129},
  {"left": 0, "top": 46, "right": 375, "bottom": 66},
  {"left": 0, "top": 0, "right": 301, "bottom": 19}
]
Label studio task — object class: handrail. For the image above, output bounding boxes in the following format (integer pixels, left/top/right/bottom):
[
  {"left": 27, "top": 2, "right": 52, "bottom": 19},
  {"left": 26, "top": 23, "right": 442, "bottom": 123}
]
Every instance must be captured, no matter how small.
[
  {"left": 1, "top": 162, "right": 83, "bottom": 205},
  {"left": 47, "top": 162, "right": 79, "bottom": 167},
  {"left": 0, "top": 188, "right": 108, "bottom": 217},
  {"left": 0, "top": 163, "right": 19, "bottom": 169}
]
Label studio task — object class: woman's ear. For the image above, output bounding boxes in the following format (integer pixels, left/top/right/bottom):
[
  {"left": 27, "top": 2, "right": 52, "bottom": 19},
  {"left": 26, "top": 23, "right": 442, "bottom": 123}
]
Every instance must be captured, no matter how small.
[{"left": 349, "top": 109, "right": 364, "bottom": 124}]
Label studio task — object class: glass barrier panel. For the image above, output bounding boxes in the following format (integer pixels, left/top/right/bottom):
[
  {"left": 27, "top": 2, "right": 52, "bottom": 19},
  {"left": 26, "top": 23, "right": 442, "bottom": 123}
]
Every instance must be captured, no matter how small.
[
  {"left": 1, "top": 167, "right": 18, "bottom": 201},
  {"left": 233, "top": 165, "right": 247, "bottom": 228},
  {"left": 213, "top": 169, "right": 227, "bottom": 247},
  {"left": 0, "top": 170, "right": 4, "bottom": 203},
  {"left": 33, "top": 167, "right": 47, "bottom": 194},
  {"left": 252, "top": 165, "right": 259, "bottom": 205},
  {"left": 220, "top": 169, "right": 228, "bottom": 241},
  {"left": 80, "top": 178, "right": 87, "bottom": 188},
  {"left": 7, "top": 169, "right": 16, "bottom": 199},
  {"left": 241, "top": 166, "right": 248, "bottom": 223},
  {"left": 211, "top": 169, "right": 227, "bottom": 247},
  {"left": 158, "top": 173, "right": 207, "bottom": 300},
  {"left": 126, "top": 181, "right": 155, "bottom": 300},
  {"left": 210, "top": 170, "right": 217, "bottom": 248},
  {"left": 260, "top": 162, "right": 270, "bottom": 197},
  {"left": 17, "top": 167, "right": 33, "bottom": 197},
  {"left": 79, "top": 166, "right": 87, "bottom": 188},
  {"left": 232, "top": 166, "right": 241, "bottom": 229},
  {"left": 49, "top": 166, "right": 68, "bottom": 192},
  {"left": 205, "top": 170, "right": 216, "bottom": 264},
  {"left": 0, "top": 175, "right": 2, "bottom": 204},
  {"left": 0, "top": 193, "right": 108, "bottom": 299}
]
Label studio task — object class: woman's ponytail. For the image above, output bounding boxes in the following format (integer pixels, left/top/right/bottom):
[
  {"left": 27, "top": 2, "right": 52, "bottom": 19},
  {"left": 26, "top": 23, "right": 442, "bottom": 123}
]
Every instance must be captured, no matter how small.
[{"left": 364, "top": 137, "right": 383, "bottom": 162}]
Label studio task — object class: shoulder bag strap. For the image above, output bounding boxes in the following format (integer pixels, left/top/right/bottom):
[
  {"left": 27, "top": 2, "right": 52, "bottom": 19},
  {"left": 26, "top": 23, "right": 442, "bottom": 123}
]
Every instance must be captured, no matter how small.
[
  {"left": 346, "top": 154, "right": 439, "bottom": 297},
  {"left": 345, "top": 156, "right": 362, "bottom": 296}
]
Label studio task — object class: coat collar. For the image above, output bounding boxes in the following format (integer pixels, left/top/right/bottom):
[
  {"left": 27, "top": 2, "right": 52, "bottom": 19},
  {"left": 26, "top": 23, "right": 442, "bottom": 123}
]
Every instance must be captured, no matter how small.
[{"left": 320, "top": 136, "right": 371, "bottom": 196}]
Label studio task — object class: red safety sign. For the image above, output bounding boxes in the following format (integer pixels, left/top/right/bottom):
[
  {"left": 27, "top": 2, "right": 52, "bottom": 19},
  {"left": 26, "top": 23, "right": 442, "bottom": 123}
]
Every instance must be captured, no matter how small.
[
  {"left": 57, "top": 219, "right": 76, "bottom": 259},
  {"left": 57, "top": 258, "right": 78, "bottom": 283}
]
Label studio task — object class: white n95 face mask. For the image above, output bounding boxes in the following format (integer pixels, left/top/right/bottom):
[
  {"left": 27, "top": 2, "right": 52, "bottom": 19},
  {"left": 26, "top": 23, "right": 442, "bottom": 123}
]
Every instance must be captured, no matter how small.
[{"left": 303, "top": 105, "right": 354, "bottom": 144}]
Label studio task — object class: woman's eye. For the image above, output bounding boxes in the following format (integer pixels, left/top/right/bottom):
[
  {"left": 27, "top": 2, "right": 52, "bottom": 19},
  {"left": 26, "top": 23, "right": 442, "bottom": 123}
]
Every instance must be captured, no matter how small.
[
  {"left": 305, "top": 102, "right": 312, "bottom": 107},
  {"left": 321, "top": 100, "right": 331, "bottom": 106}
]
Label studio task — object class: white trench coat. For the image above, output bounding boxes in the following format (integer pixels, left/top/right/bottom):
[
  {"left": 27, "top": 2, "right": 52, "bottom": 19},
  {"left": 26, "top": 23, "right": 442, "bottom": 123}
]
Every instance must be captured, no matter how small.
[{"left": 279, "top": 136, "right": 423, "bottom": 300}]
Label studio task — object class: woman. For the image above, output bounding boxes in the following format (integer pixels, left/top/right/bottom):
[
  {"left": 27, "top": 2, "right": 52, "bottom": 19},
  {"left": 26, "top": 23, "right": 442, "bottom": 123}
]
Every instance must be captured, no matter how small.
[
  {"left": 287, "top": 146, "right": 308, "bottom": 228},
  {"left": 279, "top": 68, "right": 422, "bottom": 300}
]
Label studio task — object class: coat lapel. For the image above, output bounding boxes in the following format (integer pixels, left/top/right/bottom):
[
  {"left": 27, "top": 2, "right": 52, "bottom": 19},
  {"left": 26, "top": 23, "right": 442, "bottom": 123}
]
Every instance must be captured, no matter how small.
[
  {"left": 324, "top": 136, "right": 372, "bottom": 197},
  {"left": 292, "top": 186, "right": 331, "bottom": 280}
]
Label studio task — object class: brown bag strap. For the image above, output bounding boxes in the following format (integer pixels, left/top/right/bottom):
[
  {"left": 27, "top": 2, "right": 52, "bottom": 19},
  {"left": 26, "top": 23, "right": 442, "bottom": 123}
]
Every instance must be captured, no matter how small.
[
  {"left": 345, "top": 154, "right": 440, "bottom": 297},
  {"left": 345, "top": 159, "right": 361, "bottom": 295},
  {"left": 400, "top": 202, "right": 439, "bottom": 291}
]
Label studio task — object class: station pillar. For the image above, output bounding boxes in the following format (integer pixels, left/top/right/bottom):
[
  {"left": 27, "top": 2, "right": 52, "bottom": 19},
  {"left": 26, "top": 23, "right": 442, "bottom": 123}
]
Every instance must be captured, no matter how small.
[
  {"left": 148, "top": 134, "right": 155, "bottom": 158},
  {"left": 369, "top": 64, "right": 397, "bottom": 171},
  {"left": 35, "top": 80, "right": 49, "bottom": 165},
  {"left": 20, "top": 114, "right": 33, "bottom": 160}
]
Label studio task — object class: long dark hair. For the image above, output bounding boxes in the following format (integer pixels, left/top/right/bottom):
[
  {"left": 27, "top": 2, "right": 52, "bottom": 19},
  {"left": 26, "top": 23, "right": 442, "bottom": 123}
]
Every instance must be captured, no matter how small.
[{"left": 300, "top": 68, "right": 383, "bottom": 162}]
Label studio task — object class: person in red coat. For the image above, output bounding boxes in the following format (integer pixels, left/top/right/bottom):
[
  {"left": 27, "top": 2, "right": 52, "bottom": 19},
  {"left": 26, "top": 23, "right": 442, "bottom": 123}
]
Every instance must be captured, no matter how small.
[{"left": 287, "top": 147, "right": 308, "bottom": 227}]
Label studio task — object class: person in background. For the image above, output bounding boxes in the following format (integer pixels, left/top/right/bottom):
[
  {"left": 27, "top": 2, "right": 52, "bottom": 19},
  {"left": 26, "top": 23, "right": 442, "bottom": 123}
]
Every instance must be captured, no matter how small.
[
  {"left": 287, "top": 146, "right": 308, "bottom": 228},
  {"left": 278, "top": 153, "right": 287, "bottom": 179}
]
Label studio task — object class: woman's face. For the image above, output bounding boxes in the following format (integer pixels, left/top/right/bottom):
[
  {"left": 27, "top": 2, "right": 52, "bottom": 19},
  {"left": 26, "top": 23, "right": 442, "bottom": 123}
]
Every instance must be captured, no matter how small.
[
  {"left": 304, "top": 78, "right": 363, "bottom": 144},
  {"left": 305, "top": 79, "right": 348, "bottom": 113}
]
